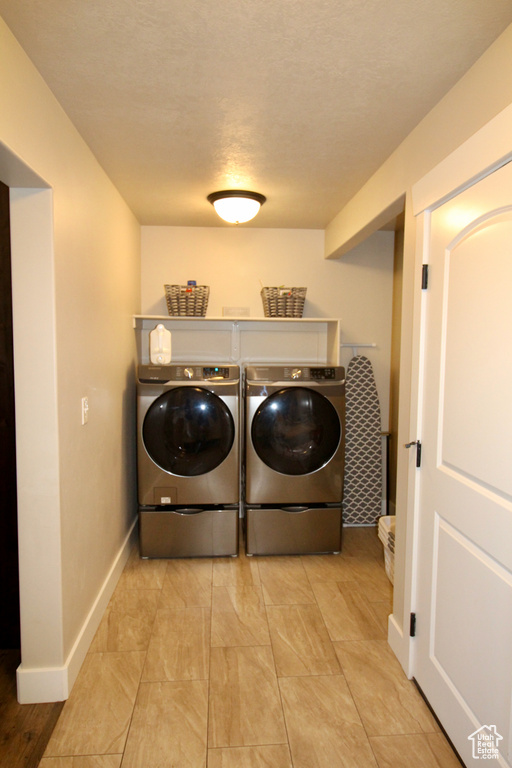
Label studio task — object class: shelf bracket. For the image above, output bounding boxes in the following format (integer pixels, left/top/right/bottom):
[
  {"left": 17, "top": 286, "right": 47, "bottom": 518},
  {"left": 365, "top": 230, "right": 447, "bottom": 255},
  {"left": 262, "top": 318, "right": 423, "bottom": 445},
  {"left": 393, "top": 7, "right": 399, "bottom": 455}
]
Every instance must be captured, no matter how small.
[{"left": 230, "top": 321, "right": 240, "bottom": 362}]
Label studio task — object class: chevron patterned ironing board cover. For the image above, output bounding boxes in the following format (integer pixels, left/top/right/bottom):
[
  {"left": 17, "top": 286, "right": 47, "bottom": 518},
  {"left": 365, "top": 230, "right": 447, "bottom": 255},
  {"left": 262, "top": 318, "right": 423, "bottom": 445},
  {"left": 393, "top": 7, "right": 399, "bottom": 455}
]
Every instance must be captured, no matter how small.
[{"left": 343, "top": 355, "right": 382, "bottom": 526}]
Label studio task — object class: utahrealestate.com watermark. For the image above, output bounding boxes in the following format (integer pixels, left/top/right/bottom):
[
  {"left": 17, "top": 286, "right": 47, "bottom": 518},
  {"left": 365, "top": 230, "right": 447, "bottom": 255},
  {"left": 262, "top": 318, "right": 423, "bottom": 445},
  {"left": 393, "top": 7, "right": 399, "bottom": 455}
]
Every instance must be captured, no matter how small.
[{"left": 468, "top": 725, "right": 502, "bottom": 760}]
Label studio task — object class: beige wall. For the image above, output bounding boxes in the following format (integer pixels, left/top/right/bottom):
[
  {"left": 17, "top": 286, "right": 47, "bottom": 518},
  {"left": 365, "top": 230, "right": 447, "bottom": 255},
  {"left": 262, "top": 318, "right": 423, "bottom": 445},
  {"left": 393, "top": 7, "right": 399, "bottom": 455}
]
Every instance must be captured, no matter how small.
[
  {"left": 141, "top": 226, "right": 395, "bottom": 429},
  {"left": 325, "top": 25, "right": 512, "bottom": 260},
  {"left": 0, "top": 19, "right": 141, "bottom": 701},
  {"left": 324, "top": 23, "right": 512, "bottom": 663}
]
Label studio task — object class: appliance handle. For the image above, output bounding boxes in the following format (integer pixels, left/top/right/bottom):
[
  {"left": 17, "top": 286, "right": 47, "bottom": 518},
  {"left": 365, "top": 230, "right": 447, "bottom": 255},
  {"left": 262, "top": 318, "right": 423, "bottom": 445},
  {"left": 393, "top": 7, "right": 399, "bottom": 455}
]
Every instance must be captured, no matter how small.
[
  {"left": 280, "top": 506, "right": 310, "bottom": 514},
  {"left": 246, "top": 380, "right": 344, "bottom": 387},
  {"left": 174, "top": 507, "right": 204, "bottom": 516},
  {"left": 246, "top": 383, "right": 345, "bottom": 397},
  {"left": 139, "top": 380, "right": 239, "bottom": 388},
  {"left": 166, "top": 380, "right": 240, "bottom": 387}
]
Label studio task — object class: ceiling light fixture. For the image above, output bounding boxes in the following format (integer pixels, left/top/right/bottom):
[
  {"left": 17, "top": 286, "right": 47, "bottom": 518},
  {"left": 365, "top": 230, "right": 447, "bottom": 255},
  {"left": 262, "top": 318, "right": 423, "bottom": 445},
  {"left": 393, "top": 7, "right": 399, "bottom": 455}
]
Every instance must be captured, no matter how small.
[{"left": 207, "top": 190, "right": 266, "bottom": 224}]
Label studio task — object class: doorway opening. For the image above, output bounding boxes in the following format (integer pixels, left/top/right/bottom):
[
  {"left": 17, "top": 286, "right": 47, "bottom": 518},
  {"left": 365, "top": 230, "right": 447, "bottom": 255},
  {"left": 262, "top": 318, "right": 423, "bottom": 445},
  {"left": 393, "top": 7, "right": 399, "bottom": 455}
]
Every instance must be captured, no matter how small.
[{"left": 0, "top": 179, "right": 20, "bottom": 651}]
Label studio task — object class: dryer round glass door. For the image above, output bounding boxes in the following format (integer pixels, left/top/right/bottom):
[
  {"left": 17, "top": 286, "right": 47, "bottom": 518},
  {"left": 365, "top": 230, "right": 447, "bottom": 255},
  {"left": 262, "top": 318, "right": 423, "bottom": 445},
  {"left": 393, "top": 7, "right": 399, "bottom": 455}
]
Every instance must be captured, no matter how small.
[
  {"left": 142, "top": 386, "right": 235, "bottom": 476},
  {"left": 251, "top": 386, "right": 341, "bottom": 475}
]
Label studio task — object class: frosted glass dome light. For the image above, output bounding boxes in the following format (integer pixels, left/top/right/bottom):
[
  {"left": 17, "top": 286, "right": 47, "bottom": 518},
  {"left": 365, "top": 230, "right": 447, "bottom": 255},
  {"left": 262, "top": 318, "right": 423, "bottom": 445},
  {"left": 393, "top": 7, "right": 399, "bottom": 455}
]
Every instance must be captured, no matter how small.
[{"left": 207, "top": 190, "right": 266, "bottom": 224}]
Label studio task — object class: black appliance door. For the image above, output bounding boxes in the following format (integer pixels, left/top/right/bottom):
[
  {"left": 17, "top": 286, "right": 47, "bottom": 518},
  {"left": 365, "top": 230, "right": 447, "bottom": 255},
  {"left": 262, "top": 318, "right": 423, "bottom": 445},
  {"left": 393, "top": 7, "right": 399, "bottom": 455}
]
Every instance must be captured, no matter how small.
[
  {"left": 251, "top": 387, "right": 341, "bottom": 475},
  {"left": 143, "top": 386, "right": 235, "bottom": 476}
]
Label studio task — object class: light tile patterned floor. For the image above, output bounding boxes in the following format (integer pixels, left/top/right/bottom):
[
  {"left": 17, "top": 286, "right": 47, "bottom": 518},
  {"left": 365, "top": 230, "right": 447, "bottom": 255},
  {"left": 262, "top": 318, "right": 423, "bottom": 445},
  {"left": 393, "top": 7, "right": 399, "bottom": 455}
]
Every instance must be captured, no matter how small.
[{"left": 39, "top": 527, "right": 462, "bottom": 768}]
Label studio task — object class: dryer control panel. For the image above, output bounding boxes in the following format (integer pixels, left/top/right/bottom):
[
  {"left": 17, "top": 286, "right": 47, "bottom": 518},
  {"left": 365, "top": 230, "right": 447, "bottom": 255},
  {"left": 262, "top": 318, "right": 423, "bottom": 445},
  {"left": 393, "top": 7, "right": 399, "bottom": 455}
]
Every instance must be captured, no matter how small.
[
  {"left": 309, "top": 367, "right": 337, "bottom": 379},
  {"left": 246, "top": 365, "right": 344, "bottom": 382},
  {"left": 283, "top": 366, "right": 339, "bottom": 380}
]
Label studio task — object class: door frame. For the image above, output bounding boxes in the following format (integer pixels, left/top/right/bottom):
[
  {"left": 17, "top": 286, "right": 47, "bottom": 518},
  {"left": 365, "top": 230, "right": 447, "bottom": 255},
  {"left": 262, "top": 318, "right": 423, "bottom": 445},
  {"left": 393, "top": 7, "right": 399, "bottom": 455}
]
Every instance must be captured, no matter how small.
[
  {"left": 394, "top": 102, "right": 512, "bottom": 678},
  {"left": 0, "top": 141, "right": 69, "bottom": 701}
]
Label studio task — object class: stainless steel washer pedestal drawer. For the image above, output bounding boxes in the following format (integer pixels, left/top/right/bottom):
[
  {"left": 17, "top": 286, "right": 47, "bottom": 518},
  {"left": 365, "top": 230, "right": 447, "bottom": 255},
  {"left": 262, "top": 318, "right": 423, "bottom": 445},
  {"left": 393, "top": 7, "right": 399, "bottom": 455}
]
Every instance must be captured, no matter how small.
[
  {"left": 245, "top": 505, "right": 342, "bottom": 556},
  {"left": 139, "top": 506, "right": 239, "bottom": 558}
]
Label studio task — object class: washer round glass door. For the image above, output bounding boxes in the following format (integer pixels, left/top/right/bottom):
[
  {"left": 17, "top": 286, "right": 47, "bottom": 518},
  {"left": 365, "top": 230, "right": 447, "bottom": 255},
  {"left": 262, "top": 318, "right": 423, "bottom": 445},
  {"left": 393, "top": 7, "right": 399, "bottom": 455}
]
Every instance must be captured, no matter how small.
[
  {"left": 143, "top": 387, "right": 235, "bottom": 476},
  {"left": 251, "top": 386, "right": 341, "bottom": 475}
]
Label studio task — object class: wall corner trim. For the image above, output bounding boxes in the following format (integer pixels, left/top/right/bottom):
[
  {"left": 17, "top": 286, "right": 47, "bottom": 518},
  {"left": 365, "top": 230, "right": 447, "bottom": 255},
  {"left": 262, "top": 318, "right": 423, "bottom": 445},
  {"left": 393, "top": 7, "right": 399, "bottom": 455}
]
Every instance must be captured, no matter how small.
[
  {"left": 412, "top": 102, "right": 512, "bottom": 215},
  {"left": 16, "top": 516, "right": 138, "bottom": 704},
  {"left": 325, "top": 194, "right": 406, "bottom": 260}
]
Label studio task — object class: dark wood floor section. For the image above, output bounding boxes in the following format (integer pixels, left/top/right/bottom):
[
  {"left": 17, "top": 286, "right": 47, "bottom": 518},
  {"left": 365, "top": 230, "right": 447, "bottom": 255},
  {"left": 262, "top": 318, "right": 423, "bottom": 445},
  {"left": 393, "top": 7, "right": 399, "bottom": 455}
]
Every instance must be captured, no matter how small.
[{"left": 0, "top": 650, "right": 63, "bottom": 768}]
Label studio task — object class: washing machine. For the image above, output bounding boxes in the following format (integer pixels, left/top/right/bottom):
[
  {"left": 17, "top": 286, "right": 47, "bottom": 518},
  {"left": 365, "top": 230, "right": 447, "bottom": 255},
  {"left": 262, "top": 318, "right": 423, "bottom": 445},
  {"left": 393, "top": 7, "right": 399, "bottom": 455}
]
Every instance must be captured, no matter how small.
[
  {"left": 137, "top": 363, "right": 240, "bottom": 557},
  {"left": 244, "top": 364, "right": 345, "bottom": 555}
]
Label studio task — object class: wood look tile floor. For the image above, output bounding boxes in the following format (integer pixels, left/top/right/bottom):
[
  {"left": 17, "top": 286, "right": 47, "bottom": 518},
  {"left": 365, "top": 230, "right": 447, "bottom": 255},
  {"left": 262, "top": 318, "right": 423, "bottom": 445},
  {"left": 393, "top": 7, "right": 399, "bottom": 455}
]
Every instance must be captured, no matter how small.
[{"left": 39, "top": 527, "right": 462, "bottom": 768}]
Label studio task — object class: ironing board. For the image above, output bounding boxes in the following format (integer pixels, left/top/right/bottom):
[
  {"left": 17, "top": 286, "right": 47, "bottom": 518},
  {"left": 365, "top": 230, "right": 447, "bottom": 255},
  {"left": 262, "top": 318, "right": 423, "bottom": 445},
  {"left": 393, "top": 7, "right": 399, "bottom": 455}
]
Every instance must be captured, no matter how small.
[{"left": 343, "top": 355, "right": 382, "bottom": 526}]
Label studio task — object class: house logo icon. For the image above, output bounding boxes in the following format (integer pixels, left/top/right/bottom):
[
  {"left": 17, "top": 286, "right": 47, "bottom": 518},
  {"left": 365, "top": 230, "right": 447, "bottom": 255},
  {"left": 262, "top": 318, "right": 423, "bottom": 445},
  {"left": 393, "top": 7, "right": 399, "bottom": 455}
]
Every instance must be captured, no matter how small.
[{"left": 468, "top": 725, "right": 502, "bottom": 760}]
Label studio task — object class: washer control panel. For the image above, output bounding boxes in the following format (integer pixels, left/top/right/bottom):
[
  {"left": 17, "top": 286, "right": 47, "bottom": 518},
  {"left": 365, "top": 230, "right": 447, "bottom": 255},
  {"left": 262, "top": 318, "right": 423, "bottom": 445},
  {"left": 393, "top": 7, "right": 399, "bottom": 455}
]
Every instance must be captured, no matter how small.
[
  {"left": 202, "top": 366, "right": 232, "bottom": 379},
  {"left": 138, "top": 364, "right": 238, "bottom": 382},
  {"left": 173, "top": 365, "right": 237, "bottom": 381}
]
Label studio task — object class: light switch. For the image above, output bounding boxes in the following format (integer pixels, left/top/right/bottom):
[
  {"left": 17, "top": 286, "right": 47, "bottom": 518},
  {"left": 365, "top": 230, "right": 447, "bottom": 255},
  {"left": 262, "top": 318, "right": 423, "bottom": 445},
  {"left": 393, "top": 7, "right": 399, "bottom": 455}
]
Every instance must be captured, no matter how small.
[{"left": 81, "top": 397, "right": 89, "bottom": 425}]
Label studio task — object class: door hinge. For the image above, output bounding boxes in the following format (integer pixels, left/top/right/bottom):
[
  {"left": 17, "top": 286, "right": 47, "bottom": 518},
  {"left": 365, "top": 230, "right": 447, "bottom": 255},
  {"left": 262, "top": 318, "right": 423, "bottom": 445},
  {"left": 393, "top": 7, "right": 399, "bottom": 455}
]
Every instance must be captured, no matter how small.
[
  {"left": 422, "top": 264, "right": 429, "bottom": 290},
  {"left": 410, "top": 612, "right": 416, "bottom": 637},
  {"left": 405, "top": 439, "right": 422, "bottom": 468}
]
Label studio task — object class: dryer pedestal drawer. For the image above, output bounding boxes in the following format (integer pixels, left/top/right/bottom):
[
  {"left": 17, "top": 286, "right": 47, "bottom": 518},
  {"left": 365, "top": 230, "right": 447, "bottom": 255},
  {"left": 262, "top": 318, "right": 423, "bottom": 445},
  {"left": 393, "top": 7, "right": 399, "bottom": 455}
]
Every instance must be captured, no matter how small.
[
  {"left": 245, "top": 505, "right": 342, "bottom": 556},
  {"left": 139, "top": 506, "right": 238, "bottom": 558}
]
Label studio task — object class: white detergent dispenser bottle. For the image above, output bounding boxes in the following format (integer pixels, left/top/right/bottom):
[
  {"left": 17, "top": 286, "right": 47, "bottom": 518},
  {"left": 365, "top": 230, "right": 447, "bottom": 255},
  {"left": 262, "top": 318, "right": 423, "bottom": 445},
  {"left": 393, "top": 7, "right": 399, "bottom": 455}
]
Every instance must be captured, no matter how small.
[{"left": 149, "top": 323, "right": 171, "bottom": 364}]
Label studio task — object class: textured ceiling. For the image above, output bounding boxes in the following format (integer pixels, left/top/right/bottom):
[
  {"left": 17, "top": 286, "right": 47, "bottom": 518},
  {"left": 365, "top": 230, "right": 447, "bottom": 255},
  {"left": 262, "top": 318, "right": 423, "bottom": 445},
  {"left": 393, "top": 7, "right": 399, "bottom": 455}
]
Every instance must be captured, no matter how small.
[{"left": 2, "top": 1, "right": 512, "bottom": 228}]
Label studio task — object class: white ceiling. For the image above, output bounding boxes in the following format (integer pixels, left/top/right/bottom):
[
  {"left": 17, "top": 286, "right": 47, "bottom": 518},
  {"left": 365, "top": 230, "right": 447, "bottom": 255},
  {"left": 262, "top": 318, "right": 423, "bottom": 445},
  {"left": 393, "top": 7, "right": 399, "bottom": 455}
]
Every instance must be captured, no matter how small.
[{"left": 2, "top": 1, "right": 512, "bottom": 228}]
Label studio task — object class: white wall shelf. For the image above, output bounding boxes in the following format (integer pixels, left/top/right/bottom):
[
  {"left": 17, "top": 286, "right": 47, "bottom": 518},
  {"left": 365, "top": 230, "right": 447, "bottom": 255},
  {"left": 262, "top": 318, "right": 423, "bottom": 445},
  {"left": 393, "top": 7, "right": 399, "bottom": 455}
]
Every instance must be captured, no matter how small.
[{"left": 133, "top": 315, "right": 341, "bottom": 365}]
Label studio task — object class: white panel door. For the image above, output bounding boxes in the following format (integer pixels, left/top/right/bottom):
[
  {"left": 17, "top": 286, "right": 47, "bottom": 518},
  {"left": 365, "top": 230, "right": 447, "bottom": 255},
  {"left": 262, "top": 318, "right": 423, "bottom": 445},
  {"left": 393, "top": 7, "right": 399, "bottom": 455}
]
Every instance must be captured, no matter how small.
[{"left": 415, "top": 159, "right": 512, "bottom": 767}]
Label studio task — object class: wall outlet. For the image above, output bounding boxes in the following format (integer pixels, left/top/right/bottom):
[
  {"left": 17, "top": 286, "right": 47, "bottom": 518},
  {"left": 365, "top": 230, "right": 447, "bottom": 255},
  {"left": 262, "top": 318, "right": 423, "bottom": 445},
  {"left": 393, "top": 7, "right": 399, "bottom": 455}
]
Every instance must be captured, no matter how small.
[
  {"left": 81, "top": 397, "right": 89, "bottom": 425},
  {"left": 222, "top": 306, "right": 250, "bottom": 317}
]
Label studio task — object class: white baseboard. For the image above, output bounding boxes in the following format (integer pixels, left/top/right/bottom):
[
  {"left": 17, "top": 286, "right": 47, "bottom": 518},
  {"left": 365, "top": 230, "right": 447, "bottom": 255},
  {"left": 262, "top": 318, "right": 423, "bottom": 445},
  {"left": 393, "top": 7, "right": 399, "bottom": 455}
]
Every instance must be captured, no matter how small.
[
  {"left": 388, "top": 612, "right": 414, "bottom": 678},
  {"left": 16, "top": 665, "right": 70, "bottom": 704},
  {"left": 17, "top": 517, "right": 137, "bottom": 704}
]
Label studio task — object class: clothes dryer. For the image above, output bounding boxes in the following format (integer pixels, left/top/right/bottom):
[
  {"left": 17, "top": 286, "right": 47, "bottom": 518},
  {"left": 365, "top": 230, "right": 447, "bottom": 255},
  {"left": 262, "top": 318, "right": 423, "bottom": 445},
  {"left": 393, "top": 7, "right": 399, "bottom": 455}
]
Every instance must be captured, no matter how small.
[
  {"left": 137, "top": 363, "right": 239, "bottom": 557},
  {"left": 244, "top": 364, "right": 345, "bottom": 555}
]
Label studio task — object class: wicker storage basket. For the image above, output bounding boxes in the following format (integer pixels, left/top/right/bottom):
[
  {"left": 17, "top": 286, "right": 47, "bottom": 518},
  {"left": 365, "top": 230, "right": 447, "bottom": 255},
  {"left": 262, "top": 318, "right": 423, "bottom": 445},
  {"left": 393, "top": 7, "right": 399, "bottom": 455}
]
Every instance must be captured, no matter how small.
[
  {"left": 164, "top": 284, "right": 210, "bottom": 316},
  {"left": 260, "top": 286, "right": 307, "bottom": 318},
  {"left": 378, "top": 515, "right": 395, "bottom": 584}
]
